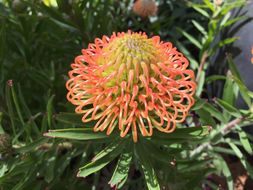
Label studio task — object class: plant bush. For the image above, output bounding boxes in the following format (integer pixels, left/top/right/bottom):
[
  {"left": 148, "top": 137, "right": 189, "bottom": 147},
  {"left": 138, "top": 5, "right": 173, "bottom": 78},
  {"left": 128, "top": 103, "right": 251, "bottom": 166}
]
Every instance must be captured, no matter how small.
[{"left": 0, "top": 0, "right": 253, "bottom": 189}]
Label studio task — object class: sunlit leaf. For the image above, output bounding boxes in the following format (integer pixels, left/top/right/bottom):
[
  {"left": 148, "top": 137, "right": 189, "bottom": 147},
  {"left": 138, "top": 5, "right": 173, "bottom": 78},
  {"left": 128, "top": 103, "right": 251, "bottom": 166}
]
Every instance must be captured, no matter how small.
[
  {"left": 109, "top": 150, "right": 132, "bottom": 189},
  {"left": 44, "top": 128, "right": 114, "bottom": 141},
  {"left": 77, "top": 140, "right": 125, "bottom": 178}
]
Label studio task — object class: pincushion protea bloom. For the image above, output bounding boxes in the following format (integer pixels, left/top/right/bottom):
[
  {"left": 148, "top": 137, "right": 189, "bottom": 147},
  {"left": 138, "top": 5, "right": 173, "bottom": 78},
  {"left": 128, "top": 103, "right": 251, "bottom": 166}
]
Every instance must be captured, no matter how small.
[
  {"left": 133, "top": 0, "right": 157, "bottom": 18},
  {"left": 66, "top": 31, "right": 196, "bottom": 142}
]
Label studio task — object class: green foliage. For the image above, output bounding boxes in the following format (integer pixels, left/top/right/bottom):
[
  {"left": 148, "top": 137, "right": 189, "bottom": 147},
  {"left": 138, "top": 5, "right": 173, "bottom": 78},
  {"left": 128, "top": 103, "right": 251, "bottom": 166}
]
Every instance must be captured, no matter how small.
[{"left": 0, "top": 0, "right": 252, "bottom": 190}]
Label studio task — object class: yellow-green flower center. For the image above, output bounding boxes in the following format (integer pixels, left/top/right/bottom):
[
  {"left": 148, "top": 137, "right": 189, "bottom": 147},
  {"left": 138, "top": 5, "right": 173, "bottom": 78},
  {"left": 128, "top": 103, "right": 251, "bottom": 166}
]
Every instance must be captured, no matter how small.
[{"left": 97, "top": 34, "right": 159, "bottom": 87}]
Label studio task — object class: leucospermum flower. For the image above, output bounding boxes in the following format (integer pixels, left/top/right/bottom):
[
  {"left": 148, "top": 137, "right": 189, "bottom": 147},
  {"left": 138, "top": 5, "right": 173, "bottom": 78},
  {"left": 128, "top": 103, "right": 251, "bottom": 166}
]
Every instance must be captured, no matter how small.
[
  {"left": 133, "top": 0, "right": 157, "bottom": 18},
  {"left": 66, "top": 31, "right": 196, "bottom": 142}
]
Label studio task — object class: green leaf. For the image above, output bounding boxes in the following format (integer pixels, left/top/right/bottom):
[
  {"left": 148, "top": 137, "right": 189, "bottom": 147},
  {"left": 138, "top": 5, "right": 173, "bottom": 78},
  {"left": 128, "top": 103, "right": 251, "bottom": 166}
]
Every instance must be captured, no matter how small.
[
  {"left": 45, "top": 156, "right": 56, "bottom": 183},
  {"left": 203, "top": 102, "right": 226, "bottom": 122},
  {"left": 77, "top": 141, "right": 124, "bottom": 178},
  {"left": 221, "top": 1, "right": 246, "bottom": 15},
  {"left": 191, "top": 20, "right": 207, "bottom": 36},
  {"left": 220, "top": 157, "right": 233, "bottom": 190},
  {"left": 109, "top": 151, "right": 132, "bottom": 189},
  {"left": 39, "top": 3, "right": 78, "bottom": 31},
  {"left": 222, "top": 73, "right": 237, "bottom": 105},
  {"left": 177, "top": 28, "right": 202, "bottom": 49},
  {"left": 237, "top": 127, "right": 253, "bottom": 155},
  {"left": 179, "top": 159, "right": 211, "bottom": 172},
  {"left": 136, "top": 143, "right": 160, "bottom": 190},
  {"left": 220, "top": 12, "right": 231, "bottom": 27},
  {"left": 11, "top": 84, "right": 25, "bottom": 127},
  {"left": 228, "top": 141, "right": 253, "bottom": 177},
  {"left": 206, "top": 75, "right": 227, "bottom": 83},
  {"left": 203, "top": 0, "right": 215, "bottom": 12},
  {"left": 227, "top": 54, "right": 242, "bottom": 81},
  {"left": 196, "top": 109, "right": 216, "bottom": 127},
  {"left": 196, "top": 71, "right": 205, "bottom": 97},
  {"left": 15, "top": 138, "right": 49, "bottom": 153},
  {"left": 44, "top": 128, "right": 113, "bottom": 141},
  {"left": 219, "top": 37, "right": 239, "bottom": 47},
  {"left": 92, "top": 140, "right": 124, "bottom": 162},
  {"left": 55, "top": 112, "right": 84, "bottom": 126},
  {"left": 216, "top": 98, "right": 241, "bottom": 118},
  {"left": 233, "top": 77, "right": 253, "bottom": 107},
  {"left": 46, "top": 95, "right": 55, "bottom": 129},
  {"left": 191, "top": 5, "right": 209, "bottom": 18},
  {"left": 192, "top": 97, "right": 206, "bottom": 111},
  {"left": 5, "top": 81, "right": 16, "bottom": 136},
  {"left": 141, "top": 140, "right": 176, "bottom": 164},
  {"left": 151, "top": 126, "right": 210, "bottom": 141},
  {"left": 0, "top": 164, "right": 8, "bottom": 178},
  {"left": 223, "top": 16, "right": 247, "bottom": 28}
]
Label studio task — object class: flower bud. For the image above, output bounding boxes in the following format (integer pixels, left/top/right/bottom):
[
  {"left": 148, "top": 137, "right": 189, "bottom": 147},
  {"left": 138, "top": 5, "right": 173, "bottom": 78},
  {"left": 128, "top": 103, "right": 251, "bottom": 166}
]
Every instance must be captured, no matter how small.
[{"left": 133, "top": 0, "right": 158, "bottom": 18}]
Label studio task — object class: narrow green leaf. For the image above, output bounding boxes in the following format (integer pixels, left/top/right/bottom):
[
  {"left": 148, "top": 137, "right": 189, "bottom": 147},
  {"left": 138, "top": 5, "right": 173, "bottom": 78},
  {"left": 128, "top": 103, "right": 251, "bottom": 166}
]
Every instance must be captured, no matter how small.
[
  {"left": 152, "top": 126, "right": 210, "bottom": 140},
  {"left": 192, "top": 97, "right": 206, "bottom": 111},
  {"left": 222, "top": 73, "right": 237, "bottom": 105},
  {"left": 179, "top": 159, "right": 211, "bottom": 172},
  {"left": 213, "top": 147, "right": 236, "bottom": 156},
  {"left": 77, "top": 141, "right": 124, "bottom": 178},
  {"left": 0, "top": 164, "right": 8, "bottom": 178},
  {"left": 221, "top": 1, "right": 246, "bottom": 15},
  {"left": 191, "top": 20, "right": 207, "bottom": 36},
  {"left": 92, "top": 140, "right": 124, "bottom": 162},
  {"left": 44, "top": 128, "right": 115, "bottom": 141},
  {"left": 206, "top": 75, "right": 227, "bottom": 83},
  {"left": 109, "top": 151, "right": 132, "bottom": 189},
  {"left": 219, "top": 37, "right": 239, "bottom": 47},
  {"left": 5, "top": 83, "right": 16, "bottom": 135},
  {"left": 233, "top": 77, "right": 252, "bottom": 107},
  {"left": 203, "top": 0, "right": 215, "bottom": 12},
  {"left": 220, "top": 12, "right": 231, "bottom": 27},
  {"left": 17, "top": 85, "right": 40, "bottom": 135},
  {"left": 196, "top": 71, "right": 205, "bottom": 96},
  {"left": 136, "top": 143, "right": 160, "bottom": 190},
  {"left": 228, "top": 141, "right": 253, "bottom": 177},
  {"left": 15, "top": 138, "right": 49, "bottom": 153},
  {"left": 227, "top": 54, "right": 242, "bottom": 81},
  {"left": 177, "top": 28, "right": 202, "bottom": 49},
  {"left": 192, "top": 6, "right": 209, "bottom": 18},
  {"left": 223, "top": 16, "right": 247, "bottom": 28},
  {"left": 11, "top": 84, "right": 25, "bottom": 127},
  {"left": 196, "top": 109, "right": 216, "bottom": 126},
  {"left": 237, "top": 127, "right": 253, "bottom": 155},
  {"left": 216, "top": 98, "right": 241, "bottom": 117},
  {"left": 220, "top": 157, "right": 233, "bottom": 190},
  {"left": 55, "top": 112, "right": 83, "bottom": 126},
  {"left": 203, "top": 102, "right": 226, "bottom": 122},
  {"left": 46, "top": 95, "right": 55, "bottom": 129},
  {"left": 45, "top": 156, "right": 56, "bottom": 183}
]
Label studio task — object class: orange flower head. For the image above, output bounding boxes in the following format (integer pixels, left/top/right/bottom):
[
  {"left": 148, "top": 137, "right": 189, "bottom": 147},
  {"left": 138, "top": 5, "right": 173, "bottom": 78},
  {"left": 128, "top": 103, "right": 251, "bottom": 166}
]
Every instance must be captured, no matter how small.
[
  {"left": 66, "top": 31, "right": 196, "bottom": 142},
  {"left": 133, "top": 0, "right": 157, "bottom": 18}
]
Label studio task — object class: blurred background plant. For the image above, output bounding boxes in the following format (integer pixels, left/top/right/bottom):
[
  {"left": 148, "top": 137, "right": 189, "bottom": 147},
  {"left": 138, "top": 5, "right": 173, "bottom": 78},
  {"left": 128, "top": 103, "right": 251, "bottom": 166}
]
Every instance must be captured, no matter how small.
[{"left": 0, "top": 0, "right": 253, "bottom": 189}]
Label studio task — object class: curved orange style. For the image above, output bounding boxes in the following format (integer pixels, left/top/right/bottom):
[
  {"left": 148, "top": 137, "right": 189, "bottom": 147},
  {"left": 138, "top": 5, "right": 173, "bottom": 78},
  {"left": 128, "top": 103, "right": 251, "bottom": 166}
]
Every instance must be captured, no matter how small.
[{"left": 66, "top": 31, "right": 196, "bottom": 142}]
